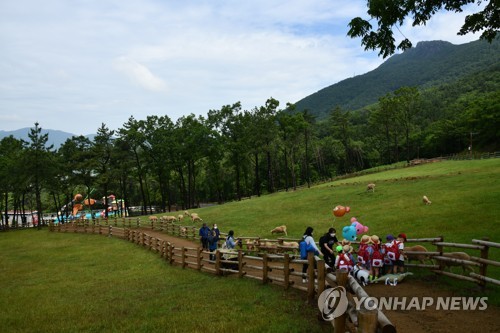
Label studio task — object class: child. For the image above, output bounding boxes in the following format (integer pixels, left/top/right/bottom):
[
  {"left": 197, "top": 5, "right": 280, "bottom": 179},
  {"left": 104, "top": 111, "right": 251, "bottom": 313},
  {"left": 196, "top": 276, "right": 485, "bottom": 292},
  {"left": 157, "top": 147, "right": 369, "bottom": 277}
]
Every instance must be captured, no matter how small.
[
  {"left": 369, "top": 235, "right": 383, "bottom": 280},
  {"left": 335, "top": 245, "right": 355, "bottom": 272},
  {"left": 382, "top": 234, "right": 395, "bottom": 275},
  {"left": 356, "top": 235, "right": 373, "bottom": 270}
]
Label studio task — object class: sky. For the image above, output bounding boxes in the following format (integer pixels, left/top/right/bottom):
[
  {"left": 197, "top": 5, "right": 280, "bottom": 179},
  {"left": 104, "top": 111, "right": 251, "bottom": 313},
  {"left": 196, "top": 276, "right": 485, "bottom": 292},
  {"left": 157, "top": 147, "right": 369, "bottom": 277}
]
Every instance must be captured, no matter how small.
[{"left": 0, "top": 1, "right": 486, "bottom": 135}]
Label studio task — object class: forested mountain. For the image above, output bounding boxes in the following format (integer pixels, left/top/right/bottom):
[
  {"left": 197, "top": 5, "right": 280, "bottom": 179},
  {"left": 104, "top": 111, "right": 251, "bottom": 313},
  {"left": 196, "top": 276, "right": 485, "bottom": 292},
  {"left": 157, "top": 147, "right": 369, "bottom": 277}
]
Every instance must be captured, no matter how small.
[
  {"left": 0, "top": 128, "right": 95, "bottom": 148},
  {"left": 294, "top": 38, "right": 500, "bottom": 119}
]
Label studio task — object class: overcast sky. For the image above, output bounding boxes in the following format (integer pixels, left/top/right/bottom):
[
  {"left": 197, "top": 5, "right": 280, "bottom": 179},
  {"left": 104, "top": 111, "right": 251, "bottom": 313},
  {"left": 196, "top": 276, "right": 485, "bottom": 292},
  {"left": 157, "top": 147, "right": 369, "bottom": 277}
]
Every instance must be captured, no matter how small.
[{"left": 0, "top": 1, "right": 486, "bottom": 135}]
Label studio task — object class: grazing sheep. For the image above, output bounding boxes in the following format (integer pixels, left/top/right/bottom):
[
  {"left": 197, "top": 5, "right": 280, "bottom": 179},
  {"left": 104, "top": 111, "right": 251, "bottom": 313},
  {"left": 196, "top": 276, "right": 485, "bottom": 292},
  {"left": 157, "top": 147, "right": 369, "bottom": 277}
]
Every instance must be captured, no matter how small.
[
  {"left": 438, "top": 252, "right": 474, "bottom": 274},
  {"left": 177, "top": 214, "right": 184, "bottom": 221},
  {"left": 270, "top": 225, "right": 287, "bottom": 236},
  {"left": 423, "top": 195, "right": 432, "bottom": 205},
  {"left": 367, "top": 183, "right": 376, "bottom": 192},
  {"left": 148, "top": 216, "right": 158, "bottom": 222},
  {"left": 163, "top": 215, "right": 177, "bottom": 222},
  {"left": 405, "top": 245, "right": 432, "bottom": 264},
  {"left": 259, "top": 241, "right": 278, "bottom": 253},
  {"left": 179, "top": 227, "right": 187, "bottom": 236},
  {"left": 184, "top": 210, "right": 190, "bottom": 216},
  {"left": 190, "top": 213, "right": 203, "bottom": 222}
]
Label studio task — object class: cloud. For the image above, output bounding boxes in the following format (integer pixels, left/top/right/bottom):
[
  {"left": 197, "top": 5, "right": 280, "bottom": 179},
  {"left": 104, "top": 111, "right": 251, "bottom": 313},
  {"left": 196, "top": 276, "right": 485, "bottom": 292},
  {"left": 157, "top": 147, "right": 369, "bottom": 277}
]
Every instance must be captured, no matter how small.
[{"left": 113, "top": 56, "right": 168, "bottom": 93}]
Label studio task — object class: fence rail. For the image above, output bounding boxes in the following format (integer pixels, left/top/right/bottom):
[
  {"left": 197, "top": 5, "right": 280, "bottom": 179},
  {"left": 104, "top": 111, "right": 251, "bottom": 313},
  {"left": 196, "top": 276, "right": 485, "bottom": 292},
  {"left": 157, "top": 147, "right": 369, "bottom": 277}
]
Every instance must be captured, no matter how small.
[{"left": 49, "top": 219, "right": 499, "bottom": 333}]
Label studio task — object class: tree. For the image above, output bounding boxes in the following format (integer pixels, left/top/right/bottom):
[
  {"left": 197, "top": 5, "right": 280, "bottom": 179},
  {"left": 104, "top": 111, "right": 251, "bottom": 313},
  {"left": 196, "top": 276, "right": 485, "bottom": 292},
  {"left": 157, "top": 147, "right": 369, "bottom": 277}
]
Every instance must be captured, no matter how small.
[
  {"left": 92, "top": 123, "right": 115, "bottom": 218},
  {"left": 24, "top": 123, "right": 54, "bottom": 229},
  {"left": 348, "top": 1, "right": 499, "bottom": 58}
]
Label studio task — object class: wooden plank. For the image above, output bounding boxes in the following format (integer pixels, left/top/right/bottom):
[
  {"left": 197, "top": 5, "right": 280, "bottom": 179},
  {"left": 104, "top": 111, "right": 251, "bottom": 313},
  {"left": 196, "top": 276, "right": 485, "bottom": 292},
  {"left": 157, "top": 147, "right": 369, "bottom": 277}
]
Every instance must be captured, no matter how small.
[
  {"left": 469, "top": 273, "right": 500, "bottom": 286},
  {"left": 472, "top": 239, "right": 500, "bottom": 248},
  {"left": 433, "top": 242, "right": 485, "bottom": 250}
]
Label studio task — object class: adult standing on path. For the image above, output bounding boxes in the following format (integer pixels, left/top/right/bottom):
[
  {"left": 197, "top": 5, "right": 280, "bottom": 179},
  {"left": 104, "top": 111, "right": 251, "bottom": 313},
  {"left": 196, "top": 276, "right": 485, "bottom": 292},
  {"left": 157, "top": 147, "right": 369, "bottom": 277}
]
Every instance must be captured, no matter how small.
[{"left": 199, "top": 223, "right": 211, "bottom": 250}]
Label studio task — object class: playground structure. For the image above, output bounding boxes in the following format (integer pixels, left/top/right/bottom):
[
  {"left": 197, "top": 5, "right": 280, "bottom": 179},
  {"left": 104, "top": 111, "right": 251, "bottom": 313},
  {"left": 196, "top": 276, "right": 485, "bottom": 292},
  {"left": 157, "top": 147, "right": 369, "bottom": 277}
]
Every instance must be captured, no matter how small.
[{"left": 58, "top": 193, "right": 126, "bottom": 222}]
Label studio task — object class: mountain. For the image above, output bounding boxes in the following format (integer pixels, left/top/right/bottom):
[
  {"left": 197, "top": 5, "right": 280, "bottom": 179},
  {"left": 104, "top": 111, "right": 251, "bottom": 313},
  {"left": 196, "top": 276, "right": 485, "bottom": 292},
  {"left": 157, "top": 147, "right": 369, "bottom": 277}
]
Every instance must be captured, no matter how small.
[
  {"left": 0, "top": 128, "right": 96, "bottom": 148},
  {"left": 294, "top": 38, "right": 500, "bottom": 119}
]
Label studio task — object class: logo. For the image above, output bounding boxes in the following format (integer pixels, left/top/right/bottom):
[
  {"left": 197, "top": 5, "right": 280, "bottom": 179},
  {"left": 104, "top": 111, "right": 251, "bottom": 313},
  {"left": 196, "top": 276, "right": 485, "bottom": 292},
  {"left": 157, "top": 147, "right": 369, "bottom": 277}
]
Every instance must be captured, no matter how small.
[{"left": 317, "top": 286, "right": 349, "bottom": 321}]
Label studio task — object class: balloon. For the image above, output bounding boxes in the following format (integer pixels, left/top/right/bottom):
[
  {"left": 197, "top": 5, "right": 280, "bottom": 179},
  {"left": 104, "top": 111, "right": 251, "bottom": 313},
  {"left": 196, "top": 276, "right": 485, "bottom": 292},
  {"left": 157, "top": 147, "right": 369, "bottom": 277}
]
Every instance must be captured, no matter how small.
[
  {"left": 352, "top": 221, "right": 369, "bottom": 235},
  {"left": 345, "top": 206, "right": 351, "bottom": 213},
  {"left": 74, "top": 194, "right": 83, "bottom": 202},
  {"left": 350, "top": 217, "right": 357, "bottom": 223},
  {"left": 333, "top": 205, "right": 346, "bottom": 217},
  {"left": 72, "top": 203, "right": 82, "bottom": 216},
  {"left": 342, "top": 225, "right": 357, "bottom": 241}
]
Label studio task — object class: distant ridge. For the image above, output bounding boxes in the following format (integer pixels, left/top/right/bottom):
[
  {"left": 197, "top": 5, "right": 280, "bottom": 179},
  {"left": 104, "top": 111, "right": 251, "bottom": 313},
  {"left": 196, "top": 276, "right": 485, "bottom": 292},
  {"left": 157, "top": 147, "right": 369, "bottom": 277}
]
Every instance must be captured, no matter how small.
[
  {"left": 293, "top": 38, "right": 500, "bottom": 119},
  {"left": 0, "top": 128, "right": 96, "bottom": 148}
]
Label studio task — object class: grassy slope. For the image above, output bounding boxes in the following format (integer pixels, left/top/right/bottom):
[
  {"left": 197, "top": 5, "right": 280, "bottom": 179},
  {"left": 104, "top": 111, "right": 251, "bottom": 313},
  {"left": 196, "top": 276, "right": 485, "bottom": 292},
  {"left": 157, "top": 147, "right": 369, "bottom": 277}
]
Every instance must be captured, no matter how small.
[
  {"left": 190, "top": 160, "right": 500, "bottom": 245},
  {"left": 0, "top": 231, "right": 327, "bottom": 333}
]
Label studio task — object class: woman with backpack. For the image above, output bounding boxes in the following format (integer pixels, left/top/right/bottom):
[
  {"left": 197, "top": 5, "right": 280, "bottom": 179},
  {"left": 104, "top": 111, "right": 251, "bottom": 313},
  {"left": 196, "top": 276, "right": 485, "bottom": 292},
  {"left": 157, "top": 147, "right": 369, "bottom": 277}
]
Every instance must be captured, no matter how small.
[{"left": 300, "top": 226, "right": 321, "bottom": 283}]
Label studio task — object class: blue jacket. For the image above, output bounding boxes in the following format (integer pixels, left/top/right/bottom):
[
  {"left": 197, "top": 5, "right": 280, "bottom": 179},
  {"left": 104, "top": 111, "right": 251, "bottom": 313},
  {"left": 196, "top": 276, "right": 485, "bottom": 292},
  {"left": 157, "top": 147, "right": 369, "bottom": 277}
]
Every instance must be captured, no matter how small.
[{"left": 199, "top": 226, "right": 211, "bottom": 238}]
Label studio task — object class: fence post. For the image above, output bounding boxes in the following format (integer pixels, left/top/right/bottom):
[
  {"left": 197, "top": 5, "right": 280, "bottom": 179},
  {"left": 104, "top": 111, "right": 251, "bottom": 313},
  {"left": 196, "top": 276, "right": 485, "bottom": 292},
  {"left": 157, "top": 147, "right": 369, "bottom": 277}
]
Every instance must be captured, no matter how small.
[
  {"left": 284, "top": 253, "right": 290, "bottom": 290},
  {"left": 238, "top": 250, "right": 245, "bottom": 278},
  {"left": 262, "top": 253, "right": 269, "bottom": 284},
  {"left": 169, "top": 243, "right": 175, "bottom": 264},
  {"left": 197, "top": 247, "right": 203, "bottom": 271},
  {"left": 181, "top": 247, "right": 186, "bottom": 268},
  {"left": 108, "top": 225, "right": 112, "bottom": 237},
  {"left": 307, "top": 252, "right": 315, "bottom": 303},
  {"left": 358, "top": 308, "right": 378, "bottom": 333},
  {"left": 334, "top": 269, "right": 349, "bottom": 333},
  {"left": 215, "top": 250, "right": 221, "bottom": 275},
  {"left": 317, "top": 258, "right": 325, "bottom": 297},
  {"left": 479, "top": 237, "right": 490, "bottom": 289},
  {"left": 435, "top": 235, "right": 444, "bottom": 272}
]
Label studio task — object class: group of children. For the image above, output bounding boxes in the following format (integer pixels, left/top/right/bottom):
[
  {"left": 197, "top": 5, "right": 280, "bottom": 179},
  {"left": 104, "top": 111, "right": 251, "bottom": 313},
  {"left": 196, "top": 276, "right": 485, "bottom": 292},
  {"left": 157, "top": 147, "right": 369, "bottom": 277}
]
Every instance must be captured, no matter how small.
[{"left": 332, "top": 232, "right": 407, "bottom": 281}]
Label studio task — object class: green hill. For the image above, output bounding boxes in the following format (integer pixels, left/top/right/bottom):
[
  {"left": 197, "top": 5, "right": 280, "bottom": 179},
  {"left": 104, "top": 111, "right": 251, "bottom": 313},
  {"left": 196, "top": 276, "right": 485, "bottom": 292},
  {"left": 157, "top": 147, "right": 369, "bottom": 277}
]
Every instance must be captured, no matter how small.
[
  {"left": 294, "top": 38, "right": 500, "bottom": 120},
  {"left": 189, "top": 159, "right": 500, "bottom": 245}
]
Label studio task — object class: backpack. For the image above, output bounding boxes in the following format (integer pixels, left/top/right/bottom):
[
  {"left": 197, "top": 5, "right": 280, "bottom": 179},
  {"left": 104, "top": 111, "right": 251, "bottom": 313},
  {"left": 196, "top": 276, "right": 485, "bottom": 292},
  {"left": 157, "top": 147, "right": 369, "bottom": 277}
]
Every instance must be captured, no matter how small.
[
  {"left": 386, "top": 240, "right": 401, "bottom": 261},
  {"left": 357, "top": 243, "right": 371, "bottom": 265},
  {"left": 371, "top": 244, "right": 383, "bottom": 267},
  {"left": 337, "top": 253, "right": 354, "bottom": 272},
  {"left": 299, "top": 239, "right": 318, "bottom": 259}
]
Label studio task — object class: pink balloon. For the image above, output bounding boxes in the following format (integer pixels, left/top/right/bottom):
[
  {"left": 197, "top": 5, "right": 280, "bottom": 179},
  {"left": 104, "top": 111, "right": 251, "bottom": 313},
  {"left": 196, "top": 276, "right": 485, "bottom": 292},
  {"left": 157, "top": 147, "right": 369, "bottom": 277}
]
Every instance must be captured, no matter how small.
[
  {"left": 345, "top": 206, "right": 351, "bottom": 213},
  {"left": 350, "top": 217, "right": 357, "bottom": 223}
]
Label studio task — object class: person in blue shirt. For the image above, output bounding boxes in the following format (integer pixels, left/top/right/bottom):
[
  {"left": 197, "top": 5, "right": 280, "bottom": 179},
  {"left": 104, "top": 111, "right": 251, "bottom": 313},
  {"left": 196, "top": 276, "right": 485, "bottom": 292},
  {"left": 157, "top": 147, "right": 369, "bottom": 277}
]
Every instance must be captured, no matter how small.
[{"left": 199, "top": 223, "right": 211, "bottom": 250}]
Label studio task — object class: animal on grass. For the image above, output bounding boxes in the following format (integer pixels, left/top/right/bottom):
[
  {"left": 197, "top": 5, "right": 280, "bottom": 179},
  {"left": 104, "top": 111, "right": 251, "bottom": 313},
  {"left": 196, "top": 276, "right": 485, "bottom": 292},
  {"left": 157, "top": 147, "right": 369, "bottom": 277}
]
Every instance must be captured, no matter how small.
[
  {"left": 405, "top": 245, "right": 433, "bottom": 265},
  {"left": 367, "top": 183, "right": 376, "bottom": 192},
  {"left": 163, "top": 215, "right": 177, "bottom": 222},
  {"left": 179, "top": 227, "right": 187, "bottom": 236},
  {"left": 245, "top": 239, "right": 258, "bottom": 251},
  {"left": 270, "top": 225, "right": 287, "bottom": 236},
  {"left": 184, "top": 210, "right": 190, "bottom": 216},
  {"left": 177, "top": 214, "right": 184, "bottom": 221},
  {"left": 190, "top": 213, "right": 203, "bottom": 222},
  {"left": 438, "top": 252, "right": 474, "bottom": 274},
  {"left": 422, "top": 195, "right": 432, "bottom": 205},
  {"left": 281, "top": 241, "right": 299, "bottom": 254},
  {"left": 148, "top": 216, "right": 158, "bottom": 222},
  {"left": 352, "top": 263, "right": 370, "bottom": 286}
]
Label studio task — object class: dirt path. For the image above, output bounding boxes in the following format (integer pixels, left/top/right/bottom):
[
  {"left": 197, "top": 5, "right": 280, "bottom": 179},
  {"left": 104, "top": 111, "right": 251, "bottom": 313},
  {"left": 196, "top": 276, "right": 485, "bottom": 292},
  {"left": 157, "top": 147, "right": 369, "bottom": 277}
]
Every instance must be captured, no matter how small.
[{"left": 137, "top": 229, "right": 500, "bottom": 333}]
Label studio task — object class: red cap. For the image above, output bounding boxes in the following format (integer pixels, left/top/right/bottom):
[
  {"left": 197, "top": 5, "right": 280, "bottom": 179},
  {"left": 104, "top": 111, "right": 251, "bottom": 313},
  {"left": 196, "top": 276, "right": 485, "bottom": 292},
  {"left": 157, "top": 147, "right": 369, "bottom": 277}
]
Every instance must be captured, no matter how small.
[{"left": 398, "top": 233, "right": 407, "bottom": 241}]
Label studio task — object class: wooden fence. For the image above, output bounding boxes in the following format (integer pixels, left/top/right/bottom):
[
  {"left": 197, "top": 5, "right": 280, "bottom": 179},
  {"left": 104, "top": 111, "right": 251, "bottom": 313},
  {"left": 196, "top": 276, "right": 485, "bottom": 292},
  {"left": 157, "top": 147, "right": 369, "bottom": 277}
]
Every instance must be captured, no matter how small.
[{"left": 49, "top": 219, "right": 499, "bottom": 333}]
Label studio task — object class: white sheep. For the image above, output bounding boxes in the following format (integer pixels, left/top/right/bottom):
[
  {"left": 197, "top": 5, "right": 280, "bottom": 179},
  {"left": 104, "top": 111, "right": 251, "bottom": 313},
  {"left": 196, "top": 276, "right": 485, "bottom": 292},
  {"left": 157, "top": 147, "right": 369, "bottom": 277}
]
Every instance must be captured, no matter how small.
[
  {"left": 423, "top": 195, "right": 432, "bottom": 205},
  {"left": 184, "top": 210, "right": 190, "bottom": 216},
  {"left": 367, "top": 183, "right": 376, "bottom": 192},
  {"left": 148, "top": 216, "right": 158, "bottom": 222},
  {"left": 190, "top": 213, "right": 203, "bottom": 222},
  {"left": 163, "top": 215, "right": 177, "bottom": 222},
  {"left": 270, "top": 225, "right": 287, "bottom": 236},
  {"left": 177, "top": 214, "right": 184, "bottom": 221}
]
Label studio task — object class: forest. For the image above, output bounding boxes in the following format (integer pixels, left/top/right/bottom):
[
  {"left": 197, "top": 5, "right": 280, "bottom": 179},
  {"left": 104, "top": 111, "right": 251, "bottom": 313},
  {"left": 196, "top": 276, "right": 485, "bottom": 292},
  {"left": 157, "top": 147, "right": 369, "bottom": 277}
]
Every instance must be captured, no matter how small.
[{"left": 0, "top": 53, "right": 499, "bottom": 225}]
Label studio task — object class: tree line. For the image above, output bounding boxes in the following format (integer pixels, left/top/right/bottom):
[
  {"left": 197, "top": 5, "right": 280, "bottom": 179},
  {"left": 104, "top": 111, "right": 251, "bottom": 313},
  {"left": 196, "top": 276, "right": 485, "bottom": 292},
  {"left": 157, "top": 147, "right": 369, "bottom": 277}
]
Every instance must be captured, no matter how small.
[{"left": 1, "top": 80, "right": 498, "bottom": 227}]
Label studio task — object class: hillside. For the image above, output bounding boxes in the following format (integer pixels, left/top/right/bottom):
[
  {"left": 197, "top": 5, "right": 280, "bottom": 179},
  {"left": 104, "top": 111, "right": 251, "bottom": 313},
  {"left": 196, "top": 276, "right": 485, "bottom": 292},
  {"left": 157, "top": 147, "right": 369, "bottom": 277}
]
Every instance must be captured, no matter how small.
[{"left": 294, "top": 38, "right": 500, "bottom": 119}]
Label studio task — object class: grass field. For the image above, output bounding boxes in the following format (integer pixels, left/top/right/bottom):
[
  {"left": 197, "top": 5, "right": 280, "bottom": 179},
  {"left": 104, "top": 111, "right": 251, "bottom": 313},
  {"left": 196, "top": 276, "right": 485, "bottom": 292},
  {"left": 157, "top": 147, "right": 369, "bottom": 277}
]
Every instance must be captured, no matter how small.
[
  {"left": 1, "top": 159, "right": 499, "bottom": 332},
  {"left": 0, "top": 230, "right": 329, "bottom": 333}
]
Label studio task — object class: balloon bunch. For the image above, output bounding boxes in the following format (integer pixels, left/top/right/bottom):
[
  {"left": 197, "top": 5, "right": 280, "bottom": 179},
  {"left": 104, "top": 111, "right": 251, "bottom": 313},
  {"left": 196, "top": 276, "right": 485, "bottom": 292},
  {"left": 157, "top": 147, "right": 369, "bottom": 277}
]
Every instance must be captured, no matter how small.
[{"left": 350, "top": 217, "right": 369, "bottom": 235}]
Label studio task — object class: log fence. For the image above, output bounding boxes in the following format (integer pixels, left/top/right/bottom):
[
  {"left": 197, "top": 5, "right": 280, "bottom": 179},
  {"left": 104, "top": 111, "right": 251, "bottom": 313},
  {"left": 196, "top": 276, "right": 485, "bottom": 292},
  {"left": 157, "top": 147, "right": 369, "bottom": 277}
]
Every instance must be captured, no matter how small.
[{"left": 49, "top": 219, "right": 499, "bottom": 333}]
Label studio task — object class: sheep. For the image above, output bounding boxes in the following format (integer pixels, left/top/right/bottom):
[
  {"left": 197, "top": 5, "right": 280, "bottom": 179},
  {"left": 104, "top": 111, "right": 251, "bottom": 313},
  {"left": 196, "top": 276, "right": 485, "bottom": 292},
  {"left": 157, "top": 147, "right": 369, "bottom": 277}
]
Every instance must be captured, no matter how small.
[
  {"left": 179, "top": 226, "right": 187, "bottom": 236},
  {"left": 163, "top": 215, "right": 177, "bottom": 222},
  {"left": 190, "top": 213, "right": 203, "bottom": 222},
  {"left": 245, "top": 239, "right": 258, "bottom": 251},
  {"left": 281, "top": 241, "right": 299, "bottom": 254},
  {"left": 184, "top": 210, "right": 190, "bottom": 216},
  {"left": 270, "top": 225, "right": 287, "bottom": 236},
  {"left": 258, "top": 241, "right": 278, "bottom": 253},
  {"left": 148, "top": 216, "right": 158, "bottom": 222},
  {"left": 405, "top": 245, "right": 432, "bottom": 264},
  {"left": 177, "top": 214, "right": 184, "bottom": 221},
  {"left": 367, "top": 183, "right": 376, "bottom": 192},
  {"left": 423, "top": 195, "right": 432, "bottom": 205},
  {"left": 438, "top": 252, "right": 474, "bottom": 274}
]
